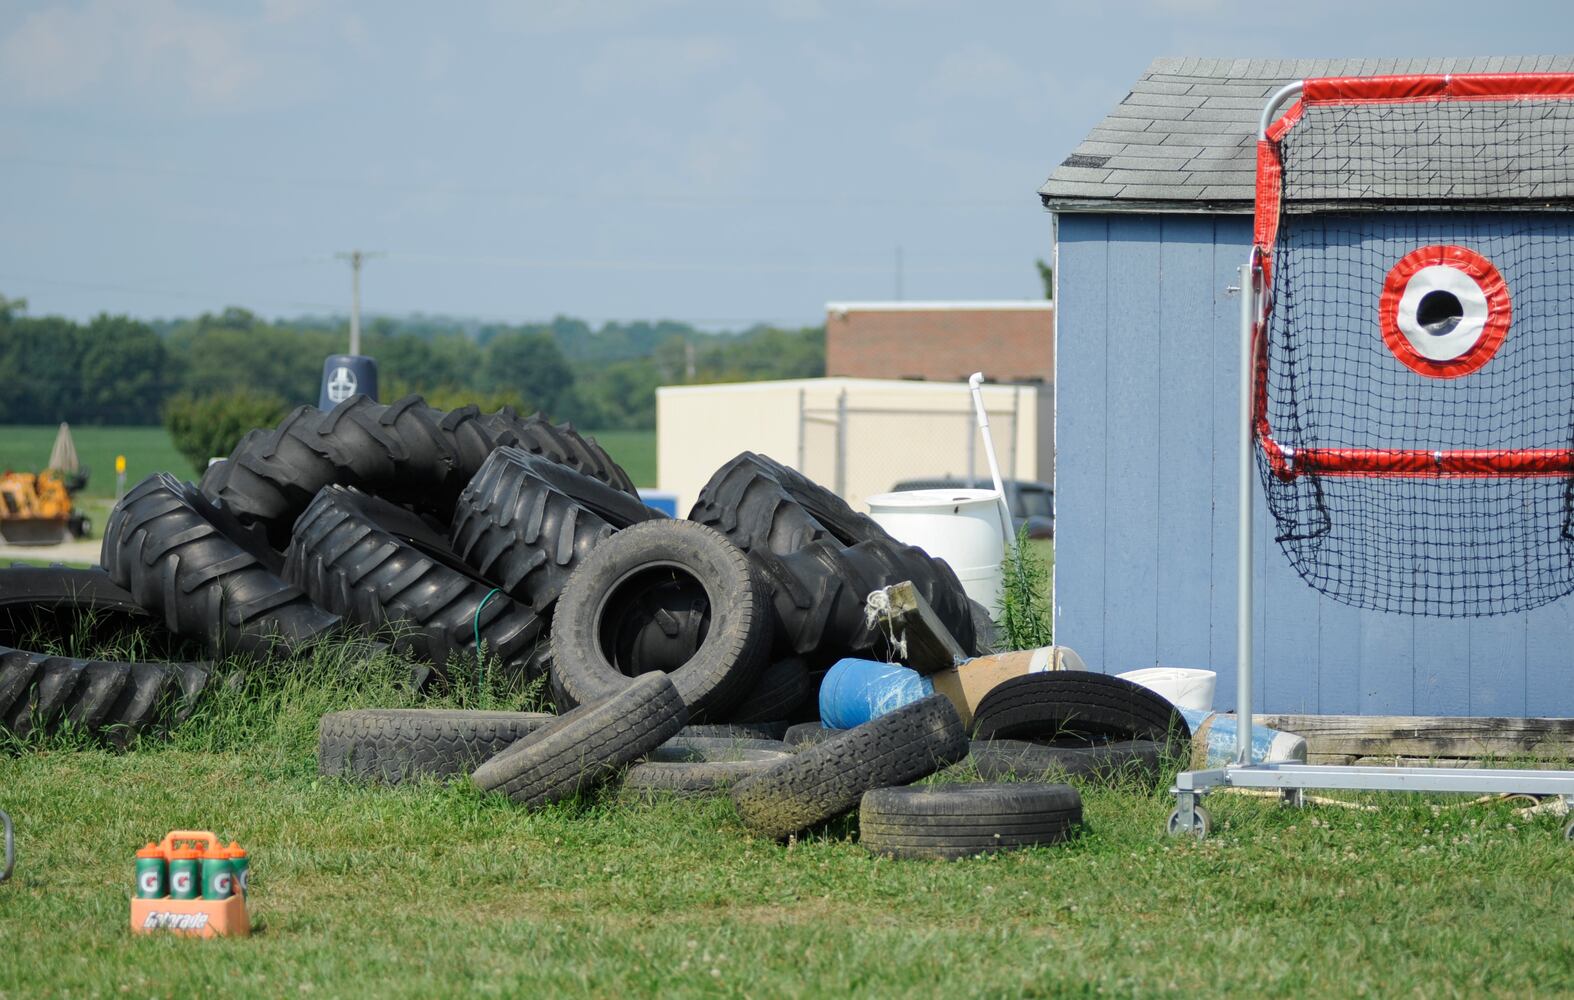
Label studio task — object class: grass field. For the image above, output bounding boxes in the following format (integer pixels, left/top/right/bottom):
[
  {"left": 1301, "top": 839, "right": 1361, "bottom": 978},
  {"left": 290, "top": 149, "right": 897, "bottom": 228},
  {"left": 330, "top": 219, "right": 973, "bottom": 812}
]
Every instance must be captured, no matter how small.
[
  {"left": 0, "top": 424, "right": 660, "bottom": 494},
  {"left": 1, "top": 648, "right": 1571, "bottom": 998}
]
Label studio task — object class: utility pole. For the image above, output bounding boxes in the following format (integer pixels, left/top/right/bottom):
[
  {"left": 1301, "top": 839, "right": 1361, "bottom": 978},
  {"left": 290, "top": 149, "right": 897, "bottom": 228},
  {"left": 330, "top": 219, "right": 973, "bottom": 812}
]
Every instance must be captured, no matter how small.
[{"left": 334, "top": 249, "right": 384, "bottom": 355}]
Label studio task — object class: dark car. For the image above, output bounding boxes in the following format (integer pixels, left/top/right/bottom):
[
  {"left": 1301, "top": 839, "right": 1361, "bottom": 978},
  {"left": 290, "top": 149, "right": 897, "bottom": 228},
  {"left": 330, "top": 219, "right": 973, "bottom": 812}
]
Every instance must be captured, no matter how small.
[{"left": 888, "top": 477, "right": 1053, "bottom": 539}]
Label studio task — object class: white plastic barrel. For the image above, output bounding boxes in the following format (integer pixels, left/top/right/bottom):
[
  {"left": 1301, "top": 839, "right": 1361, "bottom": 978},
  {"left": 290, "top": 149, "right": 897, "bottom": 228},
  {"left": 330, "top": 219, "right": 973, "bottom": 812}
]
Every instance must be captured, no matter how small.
[
  {"left": 1116, "top": 667, "right": 1218, "bottom": 713},
  {"left": 865, "top": 488, "right": 1006, "bottom": 610}
]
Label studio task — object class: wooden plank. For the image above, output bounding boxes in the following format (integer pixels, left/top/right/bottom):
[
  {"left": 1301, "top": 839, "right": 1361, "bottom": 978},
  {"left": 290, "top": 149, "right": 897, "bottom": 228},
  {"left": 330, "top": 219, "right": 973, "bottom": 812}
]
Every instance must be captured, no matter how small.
[
  {"left": 1050, "top": 215, "right": 1110, "bottom": 670},
  {"left": 1523, "top": 600, "right": 1574, "bottom": 717},
  {"left": 1100, "top": 215, "right": 1163, "bottom": 671},
  {"left": 1259, "top": 714, "right": 1574, "bottom": 758},
  {"left": 1468, "top": 615, "right": 1527, "bottom": 716},
  {"left": 1358, "top": 609, "right": 1414, "bottom": 715},
  {"left": 866, "top": 581, "right": 966, "bottom": 675},
  {"left": 1152, "top": 216, "right": 1214, "bottom": 670},
  {"left": 1412, "top": 617, "right": 1472, "bottom": 716}
]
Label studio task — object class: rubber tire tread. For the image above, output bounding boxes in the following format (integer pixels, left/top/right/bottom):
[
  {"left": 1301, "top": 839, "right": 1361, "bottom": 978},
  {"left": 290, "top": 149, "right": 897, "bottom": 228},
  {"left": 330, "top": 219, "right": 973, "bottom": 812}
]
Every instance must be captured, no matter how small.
[
  {"left": 470, "top": 671, "right": 688, "bottom": 808},
  {"left": 730, "top": 694, "right": 968, "bottom": 839},
  {"left": 622, "top": 742, "right": 791, "bottom": 799},
  {"left": 203, "top": 395, "right": 636, "bottom": 551},
  {"left": 0, "top": 644, "right": 209, "bottom": 745},
  {"left": 721, "top": 657, "right": 809, "bottom": 725},
  {"left": 101, "top": 473, "right": 341, "bottom": 657},
  {"left": 679, "top": 721, "right": 789, "bottom": 741},
  {"left": 969, "top": 738, "right": 1163, "bottom": 789},
  {"left": 284, "top": 485, "right": 548, "bottom": 681},
  {"left": 783, "top": 721, "right": 844, "bottom": 749},
  {"left": 317, "top": 709, "right": 555, "bottom": 784},
  {"left": 549, "top": 520, "right": 772, "bottom": 719},
  {"left": 969, "top": 672, "right": 1190, "bottom": 747},
  {"left": 858, "top": 783, "right": 1082, "bottom": 860},
  {"left": 449, "top": 447, "right": 654, "bottom": 611}
]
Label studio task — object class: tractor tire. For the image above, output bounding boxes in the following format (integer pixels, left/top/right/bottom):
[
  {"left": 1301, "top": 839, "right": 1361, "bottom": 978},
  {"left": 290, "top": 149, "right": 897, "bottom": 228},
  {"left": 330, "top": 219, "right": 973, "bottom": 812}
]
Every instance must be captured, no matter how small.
[
  {"left": 470, "top": 671, "right": 687, "bottom": 808},
  {"left": 722, "top": 657, "right": 809, "bottom": 725},
  {"left": 317, "top": 708, "right": 555, "bottom": 784},
  {"left": 284, "top": 486, "right": 548, "bottom": 682},
  {"left": 0, "top": 645, "right": 208, "bottom": 746},
  {"left": 858, "top": 783, "right": 1083, "bottom": 860},
  {"left": 689, "top": 451, "right": 888, "bottom": 549},
  {"left": 969, "top": 672, "right": 1190, "bottom": 748},
  {"left": 101, "top": 473, "right": 341, "bottom": 658},
  {"left": 449, "top": 447, "right": 657, "bottom": 612},
  {"left": 203, "top": 395, "right": 635, "bottom": 551},
  {"left": 730, "top": 694, "right": 968, "bottom": 839},
  {"left": 549, "top": 520, "right": 772, "bottom": 720}
]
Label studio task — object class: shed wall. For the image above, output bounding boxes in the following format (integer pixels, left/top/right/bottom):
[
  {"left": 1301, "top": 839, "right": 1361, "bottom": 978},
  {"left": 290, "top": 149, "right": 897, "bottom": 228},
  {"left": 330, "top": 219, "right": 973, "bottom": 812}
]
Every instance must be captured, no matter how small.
[{"left": 1053, "top": 212, "right": 1574, "bottom": 716}]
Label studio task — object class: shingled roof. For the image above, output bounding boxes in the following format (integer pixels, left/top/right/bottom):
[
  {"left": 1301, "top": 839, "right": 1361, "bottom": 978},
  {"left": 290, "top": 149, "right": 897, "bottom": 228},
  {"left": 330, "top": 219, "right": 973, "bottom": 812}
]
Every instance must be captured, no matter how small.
[{"left": 1040, "top": 55, "right": 1574, "bottom": 214}]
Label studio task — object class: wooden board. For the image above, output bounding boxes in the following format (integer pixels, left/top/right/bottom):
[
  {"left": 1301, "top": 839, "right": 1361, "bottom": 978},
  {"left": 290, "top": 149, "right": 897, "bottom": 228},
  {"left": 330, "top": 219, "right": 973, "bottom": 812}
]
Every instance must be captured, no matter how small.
[{"left": 1261, "top": 714, "right": 1574, "bottom": 760}]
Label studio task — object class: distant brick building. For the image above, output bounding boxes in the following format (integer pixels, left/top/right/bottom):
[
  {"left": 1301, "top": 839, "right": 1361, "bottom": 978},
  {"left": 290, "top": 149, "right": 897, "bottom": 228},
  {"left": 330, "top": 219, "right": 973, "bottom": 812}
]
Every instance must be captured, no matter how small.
[{"left": 824, "top": 300, "right": 1054, "bottom": 383}]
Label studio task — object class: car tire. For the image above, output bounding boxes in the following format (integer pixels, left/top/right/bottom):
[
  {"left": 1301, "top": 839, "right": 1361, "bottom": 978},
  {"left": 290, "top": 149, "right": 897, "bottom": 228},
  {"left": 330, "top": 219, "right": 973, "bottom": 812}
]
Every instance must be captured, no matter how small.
[
  {"left": 318, "top": 708, "right": 555, "bottom": 784},
  {"left": 858, "top": 782, "right": 1082, "bottom": 860}
]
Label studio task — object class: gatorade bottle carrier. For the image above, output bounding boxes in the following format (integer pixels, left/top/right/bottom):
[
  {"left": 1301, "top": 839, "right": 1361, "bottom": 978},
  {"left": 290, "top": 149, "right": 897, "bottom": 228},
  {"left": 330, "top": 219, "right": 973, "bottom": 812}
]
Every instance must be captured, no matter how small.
[{"left": 130, "top": 831, "right": 250, "bottom": 938}]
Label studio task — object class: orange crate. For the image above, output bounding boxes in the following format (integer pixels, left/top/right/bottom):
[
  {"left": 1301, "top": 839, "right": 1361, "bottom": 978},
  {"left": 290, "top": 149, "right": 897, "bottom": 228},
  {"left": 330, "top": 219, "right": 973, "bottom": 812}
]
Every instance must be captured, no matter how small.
[{"left": 129, "top": 830, "right": 250, "bottom": 939}]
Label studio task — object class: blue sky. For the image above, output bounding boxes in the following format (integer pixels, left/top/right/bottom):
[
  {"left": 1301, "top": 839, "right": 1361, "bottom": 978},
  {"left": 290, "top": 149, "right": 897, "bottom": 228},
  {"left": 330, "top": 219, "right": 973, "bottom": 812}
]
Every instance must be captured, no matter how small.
[{"left": 0, "top": 1, "right": 1562, "bottom": 328}]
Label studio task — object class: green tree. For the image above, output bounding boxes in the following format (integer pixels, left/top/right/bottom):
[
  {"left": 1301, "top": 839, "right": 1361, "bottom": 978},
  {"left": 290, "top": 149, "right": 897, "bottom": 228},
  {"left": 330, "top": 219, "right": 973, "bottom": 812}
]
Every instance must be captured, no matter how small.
[
  {"left": 78, "top": 314, "right": 168, "bottom": 423},
  {"left": 1035, "top": 259, "right": 1054, "bottom": 299},
  {"left": 484, "top": 331, "right": 574, "bottom": 416},
  {"left": 162, "top": 389, "right": 291, "bottom": 474}
]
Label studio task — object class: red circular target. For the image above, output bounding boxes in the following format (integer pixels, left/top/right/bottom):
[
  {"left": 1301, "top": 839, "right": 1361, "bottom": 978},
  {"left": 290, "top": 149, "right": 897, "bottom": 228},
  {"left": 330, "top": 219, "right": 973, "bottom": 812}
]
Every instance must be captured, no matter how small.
[{"left": 1378, "top": 245, "right": 1511, "bottom": 379}]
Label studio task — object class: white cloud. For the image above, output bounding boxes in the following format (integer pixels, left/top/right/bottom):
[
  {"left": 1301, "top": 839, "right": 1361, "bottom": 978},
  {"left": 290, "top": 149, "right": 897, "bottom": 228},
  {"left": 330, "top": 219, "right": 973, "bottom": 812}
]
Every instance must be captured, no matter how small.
[
  {"left": 0, "top": 0, "right": 267, "bottom": 109},
  {"left": 580, "top": 35, "right": 737, "bottom": 95}
]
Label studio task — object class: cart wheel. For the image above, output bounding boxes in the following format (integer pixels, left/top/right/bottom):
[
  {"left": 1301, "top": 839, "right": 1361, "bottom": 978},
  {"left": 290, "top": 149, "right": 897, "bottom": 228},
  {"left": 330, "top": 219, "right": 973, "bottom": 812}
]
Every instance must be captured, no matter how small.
[{"left": 1166, "top": 805, "right": 1212, "bottom": 840}]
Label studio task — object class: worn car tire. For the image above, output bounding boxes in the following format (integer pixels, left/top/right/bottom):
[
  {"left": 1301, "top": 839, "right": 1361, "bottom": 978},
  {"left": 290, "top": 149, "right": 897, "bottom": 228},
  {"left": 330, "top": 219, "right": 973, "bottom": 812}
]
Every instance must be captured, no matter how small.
[
  {"left": 549, "top": 520, "right": 772, "bottom": 719},
  {"left": 621, "top": 738, "right": 792, "bottom": 800},
  {"left": 858, "top": 782, "right": 1083, "bottom": 860},
  {"left": 783, "top": 721, "right": 844, "bottom": 750},
  {"left": 284, "top": 486, "right": 548, "bottom": 681},
  {"left": 203, "top": 395, "right": 636, "bottom": 551},
  {"left": 679, "top": 722, "right": 790, "bottom": 741},
  {"left": 449, "top": 447, "right": 658, "bottom": 612},
  {"left": 970, "top": 672, "right": 1190, "bottom": 748},
  {"left": 730, "top": 694, "right": 968, "bottom": 839},
  {"left": 101, "top": 473, "right": 341, "bottom": 658},
  {"left": 969, "top": 738, "right": 1163, "bottom": 789},
  {"left": 470, "top": 672, "right": 687, "bottom": 808},
  {"left": 317, "top": 708, "right": 555, "bottom": 784}
]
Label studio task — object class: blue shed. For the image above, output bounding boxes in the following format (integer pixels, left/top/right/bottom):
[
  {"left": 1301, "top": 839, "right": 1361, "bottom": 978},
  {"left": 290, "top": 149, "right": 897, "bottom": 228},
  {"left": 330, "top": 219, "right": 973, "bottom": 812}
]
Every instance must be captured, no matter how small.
[{"left": 1040, "top": 55, "right": 1574, "bottom": 718}]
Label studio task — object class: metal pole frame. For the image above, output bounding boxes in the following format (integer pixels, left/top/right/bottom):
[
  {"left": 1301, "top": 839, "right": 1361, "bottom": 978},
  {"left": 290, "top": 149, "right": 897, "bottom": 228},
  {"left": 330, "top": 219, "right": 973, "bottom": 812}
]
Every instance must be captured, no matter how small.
[{"left": 1166, "top": 80, "right": 1574, "bottom": 840}]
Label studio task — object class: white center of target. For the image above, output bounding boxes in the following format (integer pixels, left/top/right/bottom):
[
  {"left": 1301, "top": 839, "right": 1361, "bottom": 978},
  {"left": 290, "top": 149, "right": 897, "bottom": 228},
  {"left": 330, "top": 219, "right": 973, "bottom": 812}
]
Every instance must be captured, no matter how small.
[{"left": 1395, "top": 264, "right": 1490, "bottom": 362}]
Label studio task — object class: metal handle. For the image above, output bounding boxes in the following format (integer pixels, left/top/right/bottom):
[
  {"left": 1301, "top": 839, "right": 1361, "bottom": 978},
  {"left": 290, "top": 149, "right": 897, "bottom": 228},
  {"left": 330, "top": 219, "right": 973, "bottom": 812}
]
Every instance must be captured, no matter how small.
[{"left": 1, "top": 810, "right": 13, "bottom": 883}]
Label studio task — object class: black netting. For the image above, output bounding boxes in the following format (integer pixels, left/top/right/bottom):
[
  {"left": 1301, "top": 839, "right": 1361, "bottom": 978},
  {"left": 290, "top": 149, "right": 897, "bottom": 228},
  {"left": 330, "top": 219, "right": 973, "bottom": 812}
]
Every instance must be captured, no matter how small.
[{"left": 1261, "top": 96, "right": 1574, "bottom": 616}]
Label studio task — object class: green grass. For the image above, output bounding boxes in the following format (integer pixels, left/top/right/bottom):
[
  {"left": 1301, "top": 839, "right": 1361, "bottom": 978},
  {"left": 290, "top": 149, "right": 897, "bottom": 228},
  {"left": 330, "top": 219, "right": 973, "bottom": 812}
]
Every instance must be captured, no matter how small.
[
  {"left": 1, "top": 645, "right": 1571, "bottom": 997},
  {"left": 0, "top": 425, "right": 189, "bottom": 497},
  {"left": 0, "top": 424, "right": 658, "bottom": 494},
  {"left": 585, "top": 429, "right": 655, "bottom": 489}
]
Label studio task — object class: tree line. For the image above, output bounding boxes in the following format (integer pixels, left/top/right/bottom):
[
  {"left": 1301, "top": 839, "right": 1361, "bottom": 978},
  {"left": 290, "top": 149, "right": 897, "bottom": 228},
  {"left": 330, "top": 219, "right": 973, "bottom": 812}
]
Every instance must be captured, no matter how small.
[{"left": 0, "top": 293, "right": 824, "bottom": 430}]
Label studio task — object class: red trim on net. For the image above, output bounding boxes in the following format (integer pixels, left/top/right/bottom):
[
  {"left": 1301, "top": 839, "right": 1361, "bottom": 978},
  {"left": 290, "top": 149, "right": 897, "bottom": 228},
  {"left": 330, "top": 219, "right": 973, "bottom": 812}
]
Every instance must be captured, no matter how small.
[
  {"left": 1251, "top": 73, "right": 1574, "bottom": 482},
  {"left": 1289, "top": 448, "right": 1574, "bottom": 479},
  {"left": 1303, "top": 73, "right": 1574, "bottom": 105},
  {"left": 1377, "top": 245, "right": 1512, "bottom": 379}
]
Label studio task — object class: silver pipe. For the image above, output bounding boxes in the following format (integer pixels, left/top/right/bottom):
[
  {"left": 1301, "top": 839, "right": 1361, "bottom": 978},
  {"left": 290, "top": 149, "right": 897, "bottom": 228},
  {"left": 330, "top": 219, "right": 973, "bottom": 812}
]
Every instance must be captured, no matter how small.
[
  {"left": 1258, "top": 81, "right": 1304, "bottom": 140},
  {"left": 1236, "top": 261, "right": 1256, "bottom": 766}
]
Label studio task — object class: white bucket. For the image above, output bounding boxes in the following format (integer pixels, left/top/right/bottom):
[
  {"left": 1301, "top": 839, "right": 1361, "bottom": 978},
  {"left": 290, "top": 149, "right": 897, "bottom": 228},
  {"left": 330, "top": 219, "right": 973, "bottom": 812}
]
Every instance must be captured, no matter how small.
[
  {"left": 865, "top": 488, "right": 1006, "bottom": 610},
  {"left": 1117, "top": 667, "right": 1218, "bottom": 713}
]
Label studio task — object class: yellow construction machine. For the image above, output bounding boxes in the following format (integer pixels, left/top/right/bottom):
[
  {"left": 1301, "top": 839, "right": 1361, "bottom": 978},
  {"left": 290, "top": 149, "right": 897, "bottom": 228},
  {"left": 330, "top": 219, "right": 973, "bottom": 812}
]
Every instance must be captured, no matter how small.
[{"left": 0, "top": 469, "right": 90, "bottom": 545}]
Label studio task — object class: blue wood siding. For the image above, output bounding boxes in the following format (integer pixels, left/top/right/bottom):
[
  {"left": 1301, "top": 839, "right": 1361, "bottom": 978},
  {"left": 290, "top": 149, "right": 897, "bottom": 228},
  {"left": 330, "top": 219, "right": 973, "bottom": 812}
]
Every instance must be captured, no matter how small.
[{"left": 1053, "top": 213, "right": 1574, "bottom": 716}]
